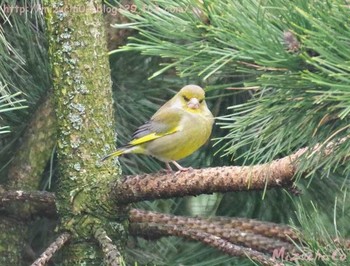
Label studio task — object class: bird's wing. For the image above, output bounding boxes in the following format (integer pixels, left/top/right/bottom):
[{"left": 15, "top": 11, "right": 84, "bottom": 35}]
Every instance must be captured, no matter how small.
[{"left": 129, "top": 108, "right": 182, "bottom": 146}]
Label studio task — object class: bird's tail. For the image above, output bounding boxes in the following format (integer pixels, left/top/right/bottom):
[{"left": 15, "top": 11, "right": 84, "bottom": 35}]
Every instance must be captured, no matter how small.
[{"left": 101, "top": 145, "right": 136, "bottom": 162}]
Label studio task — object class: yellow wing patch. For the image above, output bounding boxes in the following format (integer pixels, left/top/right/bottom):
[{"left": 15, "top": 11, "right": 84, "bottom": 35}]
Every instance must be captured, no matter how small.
[{"left": 129, "top": 126, "right": 179, "bottom": 146}]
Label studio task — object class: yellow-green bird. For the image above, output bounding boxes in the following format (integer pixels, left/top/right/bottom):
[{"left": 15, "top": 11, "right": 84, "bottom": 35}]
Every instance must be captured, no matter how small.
[{"left": 102, "top": 85, "right": 214, "bottom": 171}]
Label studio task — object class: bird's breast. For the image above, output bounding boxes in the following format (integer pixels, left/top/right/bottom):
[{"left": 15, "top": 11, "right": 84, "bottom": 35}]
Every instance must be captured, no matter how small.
[{"left": 144, "top": 111, "right": 213, "bottom": 162}]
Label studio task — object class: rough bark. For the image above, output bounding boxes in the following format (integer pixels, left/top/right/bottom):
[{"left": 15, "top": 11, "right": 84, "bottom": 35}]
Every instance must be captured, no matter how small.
[
  {"left": 1, "top": 93, "right": 56, "bottom": 265},
  {"left": 114, "top": 148, "right": 305, "bottom": 203},
  {"left": 0, "top": 217, "right": 27, "bottom": 266},
  {"left": 31, "top": 232, "right": 71, "bottom": 266},
  {"left": 131, "top": 223, "right": 276, "bottom": 266},
  {"left": 43, "top": 0, "right": 127, "bottom": 264},
  {"left": 129, "top": 209, "right": 298, "bottom": 254},
  {"left": 114, "top": 141, "right": 346, "bottom": 203}
]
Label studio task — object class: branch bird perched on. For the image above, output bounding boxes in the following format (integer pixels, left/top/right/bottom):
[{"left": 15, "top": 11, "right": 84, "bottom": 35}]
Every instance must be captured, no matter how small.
[{"left": 102, "top": 85, "right": 214, "bottom": 171}]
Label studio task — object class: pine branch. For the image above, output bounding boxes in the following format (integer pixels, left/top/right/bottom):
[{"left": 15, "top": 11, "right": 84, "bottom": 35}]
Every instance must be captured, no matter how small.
[
  {"left": 115, "top": 148, "right": 305, "bottom": 204},
  {"left": 93, "top": 226, "right": 122, "bottom": 266},
  {"left": 115, "top": 138, "right": 348, "bottom": 204},
  {"left": 129, "top": 209, "right": 297, "bottom": 254},
  {"left": 30, "top": 232, "right": 71, "bottom": 266},
  {"left": 130, "top": 223, "right": 275, "bottom": 266},
  {"left": 207, "top": 216, "right": 298, "bottom": 243}
]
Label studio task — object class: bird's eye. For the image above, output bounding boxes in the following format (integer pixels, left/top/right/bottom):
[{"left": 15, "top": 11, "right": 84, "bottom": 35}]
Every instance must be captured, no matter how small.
[
  {"left": 199, "top": 99, "right": 203, "bottom": 103},
  {"left": 183, "top": 96, "right": 190, "bottom": 101}
]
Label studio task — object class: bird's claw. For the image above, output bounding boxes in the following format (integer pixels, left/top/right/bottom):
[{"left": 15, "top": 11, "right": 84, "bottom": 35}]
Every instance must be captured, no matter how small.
[{"left": 178, "top": 166, "right": 193, "bottom": 172}]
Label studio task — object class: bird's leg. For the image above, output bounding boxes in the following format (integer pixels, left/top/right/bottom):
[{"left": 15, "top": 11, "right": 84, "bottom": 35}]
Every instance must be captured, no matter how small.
[
  {"left": 171, "top": 161, "right": 192, "bottom": 172},
  {"left": 165, "top": 162, "right": 173, "bottom": 172}
]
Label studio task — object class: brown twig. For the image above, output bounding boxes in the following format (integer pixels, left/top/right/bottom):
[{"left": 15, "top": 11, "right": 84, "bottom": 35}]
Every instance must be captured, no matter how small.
[
  {"left": 130, "top": 209, "right": 299, "bottom": 242},
  {"left": 1, "top": 138, "right": 344, "bottom": 216},
  {"left": 93, "top": 226, "right": 122, "bottom": 266},
  {"left": 31, "top": 232, "right": 71, "bottom": 266},
  {"left": 0, "top": 187, "right": 57, "bottom": 218},
  {"left": 0, "top": 186, "right": 57, "bottom": 219},
  {"left": 0, "top": 188, "right": 56, "bottom": 206}
]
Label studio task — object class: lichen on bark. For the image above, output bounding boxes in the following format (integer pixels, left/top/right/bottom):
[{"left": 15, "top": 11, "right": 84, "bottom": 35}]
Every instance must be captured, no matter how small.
[{"left": 43, "top": 0, "right": 127, "bottom": 263}]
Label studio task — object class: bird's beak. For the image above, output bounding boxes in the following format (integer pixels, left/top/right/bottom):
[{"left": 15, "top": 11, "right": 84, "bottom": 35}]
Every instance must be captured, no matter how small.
[{"left": 188, "top": 98, "right": 200, "bottom": 109}]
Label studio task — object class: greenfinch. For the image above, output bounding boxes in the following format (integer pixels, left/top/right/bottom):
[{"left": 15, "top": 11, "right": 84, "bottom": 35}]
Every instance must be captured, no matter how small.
[{"left": 102, "top": 85, "right": 214, "bottom": 171}]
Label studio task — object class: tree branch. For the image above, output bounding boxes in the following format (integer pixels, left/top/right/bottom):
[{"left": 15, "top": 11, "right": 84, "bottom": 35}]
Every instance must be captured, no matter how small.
[
  {"left": 129, "top": 209, "right": 298, "bottom": 254},
  {"left": 0, "top": 188, "right": 56, "bottom": 205},
  {"left": 0, "top": 187, "right": 57, "bottom": 218},
  {"left": 93, "top": 226, "right": 122, "bottom": 266},
  {"left": 1, "top": 92, "right": 57, "bottom": 263},
  {"left": 30, "top": 232, "right": 71, "bottom": 266},
  {"left": 115, "top": 137, "right": 348, "bottom": 204},
  {"left": 130, "top": 209, "right": 298, "bottom": 241},
  {"left": 114, "top": 148, "right": 309, "bottom": 204},
  {"left": 130, "top": 223, "right": 275, "bottom": 266},
  {"left": 2, "top": 187, "right": 349, "bottom": 263}
]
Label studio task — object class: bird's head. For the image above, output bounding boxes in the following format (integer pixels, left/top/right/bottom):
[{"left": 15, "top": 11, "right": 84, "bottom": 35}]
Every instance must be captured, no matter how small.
[{"left": 177, "top": 85, "right": 206, "bottom": 112}]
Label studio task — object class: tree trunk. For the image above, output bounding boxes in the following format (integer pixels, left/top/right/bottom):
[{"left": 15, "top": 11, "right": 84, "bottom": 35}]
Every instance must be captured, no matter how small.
[
  {"left": 43, "top": 0, "right": 127, "bottom": 264},
  {"left": 1, "top": 92, "right": 56, "bottom": 265}
]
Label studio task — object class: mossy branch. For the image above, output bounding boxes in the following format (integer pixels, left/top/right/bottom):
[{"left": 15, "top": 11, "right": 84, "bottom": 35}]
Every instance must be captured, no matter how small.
[
  {"left": 1, "top": 92, "right": 56, "bottom": 264},
  {"left": 6, "top": 92, "right": 56, "bottom": 190},
  {"left": 93, "top": 226, "right": 122, "bottom": 266}
]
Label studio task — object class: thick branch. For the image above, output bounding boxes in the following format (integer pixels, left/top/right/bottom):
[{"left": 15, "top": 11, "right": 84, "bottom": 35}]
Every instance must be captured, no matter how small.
[
  {"left": 115, "top": 148, "right": 309, "bottom": 204},
  {"left": 115, "top": 137, "right": 348, "bottom": 204},
  {"left": 43, "top": 0, "right": 129, "bottom": 263},
  {"left": 30, "top": 232, "right": 71, "bottom": 266}
]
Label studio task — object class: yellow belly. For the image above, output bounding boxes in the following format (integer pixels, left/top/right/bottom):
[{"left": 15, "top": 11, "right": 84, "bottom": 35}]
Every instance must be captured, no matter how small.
[{"left": 143, "top": 114, "right": 213, "bottom": 162}]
